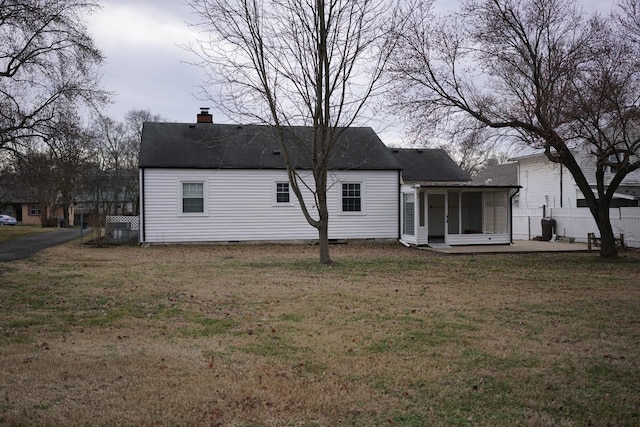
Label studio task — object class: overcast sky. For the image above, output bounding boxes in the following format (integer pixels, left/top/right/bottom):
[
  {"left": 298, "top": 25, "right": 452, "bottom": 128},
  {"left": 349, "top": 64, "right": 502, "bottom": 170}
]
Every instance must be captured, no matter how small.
[{"left": 86, "top": 0, "right": 617, "bottom": 140}]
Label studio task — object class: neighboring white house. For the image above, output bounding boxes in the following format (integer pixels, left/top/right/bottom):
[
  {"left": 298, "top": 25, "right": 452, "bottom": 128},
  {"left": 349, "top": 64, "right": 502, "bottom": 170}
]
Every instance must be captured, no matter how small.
[
  {"left": 476, "top": 150, "right": 640, "bottom": 247},
  {"left": 511, "top": 149, "right": 640, "bottom": 209},
  {"left": 139, "top": 110, "right": 518, "bottom": 246}
]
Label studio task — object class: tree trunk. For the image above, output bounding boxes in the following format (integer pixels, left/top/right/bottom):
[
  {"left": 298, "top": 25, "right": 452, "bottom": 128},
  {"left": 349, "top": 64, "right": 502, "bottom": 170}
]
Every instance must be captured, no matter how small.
[
  {"left": 317, "top": 188, "right": 332, "bottom": 264},
  {"left": 318, "top": 218, "right": 331, "bottom": 264},
  {"left": 62, "top": 203, "right": 70, "bottom": 228},
  {"left": 557, "top": 147, "right": 618, "bottom": 258},
  {"left": 596, "top": 205, "right": 618, "bottom": 258}
]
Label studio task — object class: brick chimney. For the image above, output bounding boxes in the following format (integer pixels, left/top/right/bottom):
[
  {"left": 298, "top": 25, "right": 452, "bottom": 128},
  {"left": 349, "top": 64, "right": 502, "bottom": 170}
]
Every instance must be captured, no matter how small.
[{"left": 196, "top": 107, "right": 213, "bottom": 123}]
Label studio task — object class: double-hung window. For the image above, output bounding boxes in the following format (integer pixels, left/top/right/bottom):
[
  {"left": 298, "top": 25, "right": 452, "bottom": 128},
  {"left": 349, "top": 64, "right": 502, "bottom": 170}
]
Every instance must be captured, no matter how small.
[
  {"left": 29, "top": 204, "right": 41, "bottom": 216},
  {"left": 276, "top": 182, "right": 290, "bottom": 204},
  {"left": 342, "top": 183, "right": 361, "bottom": 212},
  {"left": 182, "top": 182, "right": 204, "bottom": 213}
]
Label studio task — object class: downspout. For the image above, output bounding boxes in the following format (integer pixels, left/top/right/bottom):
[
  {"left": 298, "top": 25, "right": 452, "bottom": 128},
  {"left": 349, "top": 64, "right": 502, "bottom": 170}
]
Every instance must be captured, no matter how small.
[
  {"left": 510, "top": 187, "right": 520, "bottom": 244},
  {"left": 140, "top": 168, "right": 145, "bottom": 244},
  {"left": 397, "top": 170, "right": 401, "bottom": 240},
  {"left": 560, "top": 163, "right": 563, "bottom": 208}
]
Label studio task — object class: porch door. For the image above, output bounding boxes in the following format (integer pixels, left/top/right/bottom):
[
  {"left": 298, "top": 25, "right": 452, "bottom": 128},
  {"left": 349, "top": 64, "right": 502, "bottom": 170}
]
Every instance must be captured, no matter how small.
[{"left": 427, "top": 193, "right": 446, "bottom": 244}]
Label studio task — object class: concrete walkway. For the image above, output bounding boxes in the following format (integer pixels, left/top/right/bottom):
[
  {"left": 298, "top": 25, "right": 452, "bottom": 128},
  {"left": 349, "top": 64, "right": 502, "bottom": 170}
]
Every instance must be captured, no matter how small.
[{"left": 421, "top": 239, "right": 591, "bottom": 254}]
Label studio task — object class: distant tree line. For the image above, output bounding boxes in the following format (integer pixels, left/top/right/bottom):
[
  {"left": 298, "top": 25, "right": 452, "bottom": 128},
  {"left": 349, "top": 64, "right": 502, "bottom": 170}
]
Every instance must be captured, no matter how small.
[
  {"left": 1, "top": 109, "right": 164, "bottom": 227},
  {"left": 0, "top": 0, "right": 165, "bottom": 227}
]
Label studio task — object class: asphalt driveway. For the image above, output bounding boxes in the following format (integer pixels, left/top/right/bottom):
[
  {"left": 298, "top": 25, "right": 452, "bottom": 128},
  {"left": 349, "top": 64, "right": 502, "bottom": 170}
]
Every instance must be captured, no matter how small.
[{"left": 0, "top": 229, "right": 83, "bottom": 262}]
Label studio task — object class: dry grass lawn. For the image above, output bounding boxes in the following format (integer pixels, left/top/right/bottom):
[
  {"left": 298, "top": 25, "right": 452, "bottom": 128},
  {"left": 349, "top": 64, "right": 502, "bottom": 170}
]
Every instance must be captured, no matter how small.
[
  {"left": 0, "top": 226, "right": 57, "bottom": 242},
  {"left": 0, "top": 242, "right": 639, "bottom": 426}
]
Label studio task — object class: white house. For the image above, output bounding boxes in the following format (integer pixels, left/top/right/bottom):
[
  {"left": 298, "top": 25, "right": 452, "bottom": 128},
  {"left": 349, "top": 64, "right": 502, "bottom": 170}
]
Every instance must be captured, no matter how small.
[
  {"left": 482, "top": 151, "right": 640, "bottom": 246},
  {"left": 139, "top": 111, "right": 403, "bottom": 244},
  {"left": 511, "top": 150, "right": 640, "bottom": 209},
  {"left": 138, "top": 110, "right": 517, "bottom": 246}
]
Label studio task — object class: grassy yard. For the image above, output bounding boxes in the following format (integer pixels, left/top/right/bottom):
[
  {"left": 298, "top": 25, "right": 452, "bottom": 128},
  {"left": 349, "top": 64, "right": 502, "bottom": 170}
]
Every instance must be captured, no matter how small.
[
  {"left": 0, "top": 242, "right": 638, "bottom": 426},
  {"left": 0, "top": 225, "right": 58, "bottom": 242}
]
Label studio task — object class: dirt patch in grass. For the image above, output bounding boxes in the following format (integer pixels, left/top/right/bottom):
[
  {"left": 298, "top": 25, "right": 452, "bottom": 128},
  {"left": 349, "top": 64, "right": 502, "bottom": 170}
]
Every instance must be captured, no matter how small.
[{"left": 0, "top": 243, "right": 639, "bottom": 425}]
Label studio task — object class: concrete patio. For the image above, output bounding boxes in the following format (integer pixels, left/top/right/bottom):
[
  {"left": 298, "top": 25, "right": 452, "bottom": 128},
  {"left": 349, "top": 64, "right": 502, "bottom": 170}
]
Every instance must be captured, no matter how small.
[{"left": 421, "top": 239, "right": 592, "bottom": 254}]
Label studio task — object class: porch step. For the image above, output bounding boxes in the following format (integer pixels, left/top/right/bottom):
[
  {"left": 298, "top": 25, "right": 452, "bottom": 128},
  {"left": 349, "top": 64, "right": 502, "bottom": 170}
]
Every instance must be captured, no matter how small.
[{"left": 427, "top": 243, "right": 452, "bottom": 249}]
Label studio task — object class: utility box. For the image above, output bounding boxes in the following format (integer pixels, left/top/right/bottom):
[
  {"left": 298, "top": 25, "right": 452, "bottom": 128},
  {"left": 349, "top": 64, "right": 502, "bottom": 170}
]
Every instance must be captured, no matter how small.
[{"left": 106, "top": 221, "right": 132, "bottom": 243}]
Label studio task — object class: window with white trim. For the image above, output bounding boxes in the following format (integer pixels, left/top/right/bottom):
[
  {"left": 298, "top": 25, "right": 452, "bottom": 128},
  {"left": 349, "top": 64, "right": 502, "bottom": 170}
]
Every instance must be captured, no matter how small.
[
  {"left": 341, "top": 183, "right": 361, "bottom": 212},
  {"left": 403, "top": 193, "right": 415, "bottom": 235},
  {"left": 182, "top": 182, "right": 204, "bottom": 213},
  {"left": 607, "top": 153, "right": 620, "bottom": 174},
  {"left": 276, "top": 182, "right": 290, "bottom": 204},
  {"left": 29, "top": 204, "right": 41, "bottom": 216}
]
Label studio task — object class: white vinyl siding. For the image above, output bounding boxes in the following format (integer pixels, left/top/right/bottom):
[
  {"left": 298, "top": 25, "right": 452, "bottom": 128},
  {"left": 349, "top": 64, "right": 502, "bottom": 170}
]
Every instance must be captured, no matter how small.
[
  {"left": 141, "top": 169, "right": 398, "bottom": 243},
  {"left": 516, "top": 151, "right": 640, "bottom": 209},
  {"left": 517, "top": 157, "right": 569, "bottom": 208}
]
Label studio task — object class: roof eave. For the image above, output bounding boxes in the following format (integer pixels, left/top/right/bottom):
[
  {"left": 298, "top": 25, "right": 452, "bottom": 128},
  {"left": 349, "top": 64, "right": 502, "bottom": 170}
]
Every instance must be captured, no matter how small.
[{"left": 407, "top": 181, "right": 520, "bottom": 188}]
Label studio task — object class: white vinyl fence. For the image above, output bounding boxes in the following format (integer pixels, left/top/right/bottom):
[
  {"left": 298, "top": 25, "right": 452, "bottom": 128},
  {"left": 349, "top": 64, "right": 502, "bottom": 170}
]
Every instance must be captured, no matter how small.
[{"left": 513, "top": 207, "right": 640, "bottom": 248}]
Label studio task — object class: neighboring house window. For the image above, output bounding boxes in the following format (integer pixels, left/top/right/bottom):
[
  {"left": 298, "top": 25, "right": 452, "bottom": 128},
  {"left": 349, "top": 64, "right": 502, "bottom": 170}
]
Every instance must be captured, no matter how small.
[
  {"left": 607, "top": 153, "right": 619, "bottom": 174},
  {"left": 182, "top": 182, "right": 204, "bottom": 213},
  {"left": 342, "top": 183, "right": 361, "bottom": 212},
  {"left": 29, "top": 204, "right": 41, "bottom": 216},
  {"left": 276, "top": 182, "right": 290, "bottom": 204},
  {"left": 403, "top": 193, "right": 415, "bottom": 235}
]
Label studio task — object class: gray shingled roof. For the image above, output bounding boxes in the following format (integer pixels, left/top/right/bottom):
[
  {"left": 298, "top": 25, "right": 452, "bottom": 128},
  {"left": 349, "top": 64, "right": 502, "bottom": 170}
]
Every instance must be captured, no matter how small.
[
  {"left": 472, "top": 163, "right": 519, "bottom": 186},
  {"left": 139, "top": 123, "right": 402, "bottom": 171},
  {"left": 389, "top": 148, "right": 471, "bottom": 182}
]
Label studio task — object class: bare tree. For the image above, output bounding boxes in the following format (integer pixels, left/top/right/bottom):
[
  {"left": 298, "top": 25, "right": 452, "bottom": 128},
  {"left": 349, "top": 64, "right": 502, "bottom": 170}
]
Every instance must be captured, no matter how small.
[
  {"left": 123, "top": 110, "right": 165, "bottom": 215},
  {"left": 88, "top": 110, "right": 165, "bottom": 217},
  {"left": 48, "top": 115, "right": 94, "bottom": 227},
  {"left": 124, "top": 109, "right": 166, "bottom": 155},
  {"left": 433, "top": 128, "right": 507, "bottom": 177},
  {"left": 388, "top": 0, "right": 640, "bottom": 258},
  {"left": 0, "top": 0, "right": 109, "bottom": 152},
  {"left": 13, "top": 147, "right": 59, "bottom": 227},
  {"left": 89, "top": 116, "right": 133, "bottom": 216},
  {"left": 186, "top": 0, "right": 399, "bottom": 264},
  {"left": 12, "top": 110, "right": 94, "bottom": 227},
  {"left": 618, "top": 0, "right": 640, "bottom": 43}
]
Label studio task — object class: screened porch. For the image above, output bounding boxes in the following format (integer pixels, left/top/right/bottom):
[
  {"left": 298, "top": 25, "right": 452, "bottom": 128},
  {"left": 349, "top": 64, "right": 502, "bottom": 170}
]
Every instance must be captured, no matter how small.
[{"left": 401, "top": 187, "right": 514, "bottom": 246}]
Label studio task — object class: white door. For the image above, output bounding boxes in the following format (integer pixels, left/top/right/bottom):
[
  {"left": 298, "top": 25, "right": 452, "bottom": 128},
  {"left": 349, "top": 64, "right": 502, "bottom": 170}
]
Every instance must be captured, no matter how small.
[{"left": 427, "top": 193, "right": 446, "bottom": 244}]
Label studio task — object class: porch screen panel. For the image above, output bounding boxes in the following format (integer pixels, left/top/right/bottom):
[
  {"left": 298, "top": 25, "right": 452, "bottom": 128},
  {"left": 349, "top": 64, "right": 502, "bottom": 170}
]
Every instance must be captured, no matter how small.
[
  {"left": 403, "top": 193, "right": 415, "bottom": 235},
  {"left": 483, "top": 192, "right": 508, "bottom": 233},
  {"left": 461, "top": 192, "right": 483, "bottom": 233},
  {"left": 494, "top": 192, "right": 508, "bottom": 233},
  {"left": 448, "top": 191, "right": 460, "bottom": 234}
]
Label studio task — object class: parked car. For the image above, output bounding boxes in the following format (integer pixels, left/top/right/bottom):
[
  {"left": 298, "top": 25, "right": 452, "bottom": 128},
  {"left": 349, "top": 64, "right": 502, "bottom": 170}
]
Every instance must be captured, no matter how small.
[{"left": 0, "top": 214, "right": 17, "bottom": 226}]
